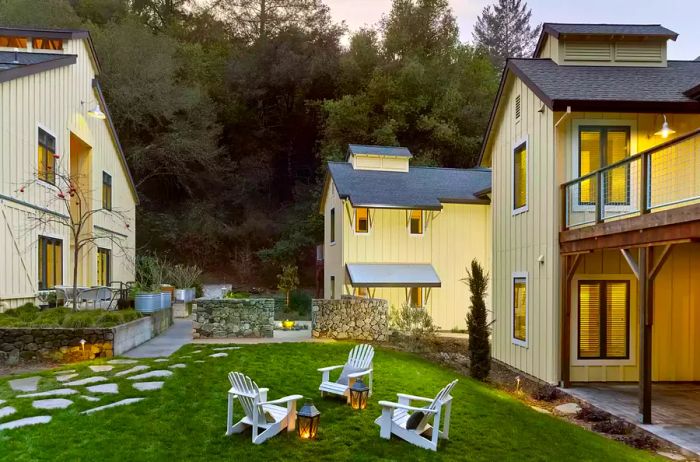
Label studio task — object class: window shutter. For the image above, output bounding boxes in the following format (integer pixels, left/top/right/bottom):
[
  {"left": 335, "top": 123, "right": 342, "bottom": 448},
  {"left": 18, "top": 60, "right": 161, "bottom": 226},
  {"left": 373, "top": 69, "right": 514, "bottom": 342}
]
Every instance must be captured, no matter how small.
[
  {"left": 578, "top": 282, "right": 601, "bottom": 358},
  {"left": 605, "top": 282, "right": 628, "bottom": 358}
]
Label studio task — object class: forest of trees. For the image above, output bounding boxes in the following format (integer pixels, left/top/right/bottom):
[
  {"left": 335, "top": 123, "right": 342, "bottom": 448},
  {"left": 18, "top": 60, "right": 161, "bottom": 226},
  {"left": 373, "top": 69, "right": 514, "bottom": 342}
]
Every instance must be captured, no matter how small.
[{"left": 0, "top": 0, "right": 538, "bottom": 286}]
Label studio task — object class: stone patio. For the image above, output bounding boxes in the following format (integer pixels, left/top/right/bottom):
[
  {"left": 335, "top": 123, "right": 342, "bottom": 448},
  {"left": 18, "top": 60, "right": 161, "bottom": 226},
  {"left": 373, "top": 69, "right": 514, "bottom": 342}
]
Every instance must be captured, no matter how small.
[{"left": 566, "top": 383, "right": 700, "bottom": 457}]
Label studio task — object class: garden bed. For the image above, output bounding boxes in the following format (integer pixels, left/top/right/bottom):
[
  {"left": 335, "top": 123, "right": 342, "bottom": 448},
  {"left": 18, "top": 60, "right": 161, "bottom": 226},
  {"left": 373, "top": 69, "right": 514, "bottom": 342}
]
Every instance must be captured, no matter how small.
[{"left": 0, "top": 305, "right": 142, "bottom": 328}]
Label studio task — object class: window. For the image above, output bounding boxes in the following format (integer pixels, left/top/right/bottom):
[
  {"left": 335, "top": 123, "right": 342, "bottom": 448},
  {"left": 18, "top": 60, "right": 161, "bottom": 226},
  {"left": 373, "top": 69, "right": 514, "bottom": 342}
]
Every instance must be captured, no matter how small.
[
  {"left": 409, "top": 210, "right": 423, "bottom": 235},
  {"left": 102, "top": 172, "right": 112, "bottom": 210},
  {"left": 330, "top": 276, "right": 336, "bottom": 299},
  {"left": 330, "top": 208, "right": 335, "bottom": 243},
  {"left": 38, "top": 128, "right": 56, "bottom": 184},
  {"left": 513, "top": 142, "right": 527, "bottom": 212},
  {"left": 32, "top": 38, "right": 63, "bottom": 50},
  {"left": 512, "top": 275, "right": 527, "bottom": 345},
  {"left": 38, "top": 236, "right": 62, "bottom": 290},
  {"left": 97, "top": 248, "right": 111, "bottom": 286},
  {"left": 515, "top": 94, "right": 521, "bottom": 121},
  {"left": 0, "top": 36, "right": 27, "bottom": 48},
  {"left": 578, "top": 281, "right": 630, "bottom": 359},
  {"left": 409, "top": 287, "right": 423, "bottom": 308},
  {"left": 578, "top": 127, "right": 630, "bottom": 205},
  {"left": 355, "top": 207, "right": 369, "bottom": 233}
]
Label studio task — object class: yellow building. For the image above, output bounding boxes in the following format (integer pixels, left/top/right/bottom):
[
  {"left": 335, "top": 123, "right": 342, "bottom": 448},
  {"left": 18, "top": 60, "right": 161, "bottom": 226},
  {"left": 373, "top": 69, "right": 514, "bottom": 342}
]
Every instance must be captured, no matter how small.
[
  {"left": 320, "top": 145, "right": 491, "bottom": 330},
  {"left": 480, "top": 23, "right": 700, "bottom": 425},
  {"left": 0, "top": 27, "right": 137, "bottom": 310}
]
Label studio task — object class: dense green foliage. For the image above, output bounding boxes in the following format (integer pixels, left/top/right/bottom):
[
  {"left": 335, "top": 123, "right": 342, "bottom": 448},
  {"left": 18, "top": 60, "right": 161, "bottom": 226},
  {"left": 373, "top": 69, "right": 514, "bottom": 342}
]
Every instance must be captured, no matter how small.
[
  {"left": 463, "top": 259, "right": 491, "bottom": 380},
  {"left": 0, "top": 343, "right": 659, "bottom": 461},
  {"left": 0, "top": 0, "right": 505, "bottom": 284},
  {"left": 0, "top": 304, "right": 141, "bottom": 328}
]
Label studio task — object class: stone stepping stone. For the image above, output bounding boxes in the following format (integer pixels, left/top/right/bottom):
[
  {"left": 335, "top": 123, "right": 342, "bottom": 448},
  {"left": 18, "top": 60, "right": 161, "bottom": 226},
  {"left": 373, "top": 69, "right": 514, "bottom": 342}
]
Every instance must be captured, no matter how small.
[
  {"left": 86, "top": 384, "right": 119, "bottom": 394},
  {"left": 168, "top": 364, "right": 186, "bottom": 369},
  {"left": 194, "top": 360, "right": 205, "bottom": 363},
  {"left": 9, "top": 376, "right": 40, "bottom": 392},
  {"left": 107, "top": 359, "right": 138, "bottom": 365},
  {"left": 0, "top": 399, "right": 5, "bottom": 405},
  {"left": 56, "top": 373, "right": 79, "bottom": 383},
  {"left": 54, "top": 369, "right": 76, "bottom": 375},
  {"left": 133, "top": 382, "right": 164, "bottom": 391},
  {"left": 81, "top": 398, "right": 144, "bottom": 415},
  {"left": 89, "top": 365, "right": 114, "bottom": 373},
  {"left": 81, "top": 396, "right": 100, "bottom": 402},
  {"left": 127, "top": 370, "right": 173, "bottom": 381},
  {"left": 18, "top": 388, "right": 78, "bottom": 398},
  {"left": 153, "top": 359, "right": 168, "bottom": 363},
  {"left": 115, "top": 365, "right": 150, "bottom": 377},
  {"left": 192, "top": 350, "right": 202, "bottom": 354},
  {"left": 656, "top": 451, "right": 686, "bottom": 461},
  {"left": 0, "top": 415, "right": 51, "bottom": 430},
  {"left": 530, "top": 406, "right": 551, "bottom": 414},
  {"left": 209, "top": 353, "right": 228, "bottom": 358},
  {"left": 554, "top": 402, "right": 581, "bottom": 416},
  {"left": 213, "top": 347, "right": 240, "bottom": 351},
  {"left": 32, "top": 398, "right": 73, "bottom": 410},
  {"left": 179, "top": 355, "right": 191, "bottom": 359},
  {"left": 0, "top": 406, "right": 16, "bottom": 419},
  {"left": 65, "top": 376, "right": 107, "bottom": 387}
]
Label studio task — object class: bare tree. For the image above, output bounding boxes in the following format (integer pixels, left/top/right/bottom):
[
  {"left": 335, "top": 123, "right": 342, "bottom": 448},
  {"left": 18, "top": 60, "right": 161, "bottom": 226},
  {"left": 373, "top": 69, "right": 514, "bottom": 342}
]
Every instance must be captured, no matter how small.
[{"left": 18, "top": 164, "right": 133, "bottom": 311}]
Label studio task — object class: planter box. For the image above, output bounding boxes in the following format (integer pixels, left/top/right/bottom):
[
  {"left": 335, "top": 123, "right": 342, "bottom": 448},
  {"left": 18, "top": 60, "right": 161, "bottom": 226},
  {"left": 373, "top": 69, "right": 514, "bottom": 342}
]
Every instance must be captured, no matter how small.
[
  {"left": 135, "top": 293, "right": 161, "bottom": 313},
  {"left": 174, "top": 288, "right": 195, "bottom": 303}
]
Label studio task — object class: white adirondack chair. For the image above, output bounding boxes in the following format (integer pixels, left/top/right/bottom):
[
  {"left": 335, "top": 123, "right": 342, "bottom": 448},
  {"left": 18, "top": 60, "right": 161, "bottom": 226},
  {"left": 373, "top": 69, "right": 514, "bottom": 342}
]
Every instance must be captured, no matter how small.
[
  {"left": 318, "top": 343, "right": 374, "bottom": 403},
  {"left": 225, "top": 372, "right": 303, "bottom": 444},
  {"left": 375, "top": 380, "right": 458, "bottom": 451}
]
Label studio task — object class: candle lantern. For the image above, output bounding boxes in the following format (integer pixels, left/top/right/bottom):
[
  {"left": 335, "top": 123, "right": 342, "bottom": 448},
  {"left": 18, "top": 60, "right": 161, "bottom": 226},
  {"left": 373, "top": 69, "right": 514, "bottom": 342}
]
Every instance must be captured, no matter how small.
[
  {"left": 349, "top": 378, "right": 370, "bottom": 410},
  {"left": 296, "top": 399, "right": 320, "bottom": 439}
]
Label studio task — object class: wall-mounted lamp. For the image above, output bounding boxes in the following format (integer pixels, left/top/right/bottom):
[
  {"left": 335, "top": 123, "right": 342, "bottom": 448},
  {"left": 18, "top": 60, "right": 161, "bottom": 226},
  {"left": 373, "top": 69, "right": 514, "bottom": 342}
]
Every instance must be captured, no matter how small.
[
  {"left": 81, "top": 100, "right": 106, "bottom": 120},
  {"left": 654, "top": 114, "right": 676, "bottom": 139}
]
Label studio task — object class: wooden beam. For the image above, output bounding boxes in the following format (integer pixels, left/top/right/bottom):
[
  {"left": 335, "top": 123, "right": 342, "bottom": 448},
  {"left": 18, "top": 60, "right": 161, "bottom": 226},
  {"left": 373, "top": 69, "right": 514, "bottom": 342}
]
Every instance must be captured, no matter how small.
[
  {"left": 649, "top": 244, "right": 672, "bottom": 281},
  {"left": 621, "top": 249, "right": 640, "bottom": 280},
  {"left": 638, "top": 247, "right": 653, "bottom": 424},
  {"left": 560, "top": 254, "right": 583, "bottom": 388},
  {"left": 566, "top": 254, "right": 582, "bottom": 282}
]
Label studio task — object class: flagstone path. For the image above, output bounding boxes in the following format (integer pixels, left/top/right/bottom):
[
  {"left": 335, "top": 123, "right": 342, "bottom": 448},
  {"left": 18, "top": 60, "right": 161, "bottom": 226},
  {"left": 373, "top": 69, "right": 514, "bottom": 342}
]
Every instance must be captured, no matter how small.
[
  {"left": 81, "top": 398, "right": 145, "bottom": 415},
  {"left": 9, "top": 377, "right": 40, "bottom": 392},
  {"left": 32, "top": 399, "right": 73, "bottom": 410}
]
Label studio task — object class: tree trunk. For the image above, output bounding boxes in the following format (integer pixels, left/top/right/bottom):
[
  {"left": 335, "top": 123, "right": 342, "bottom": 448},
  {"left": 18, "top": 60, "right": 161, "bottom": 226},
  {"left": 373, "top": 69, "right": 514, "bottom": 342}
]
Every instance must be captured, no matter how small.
[{"left": 72, "top": 243, "right": 80, "bottom": 312}]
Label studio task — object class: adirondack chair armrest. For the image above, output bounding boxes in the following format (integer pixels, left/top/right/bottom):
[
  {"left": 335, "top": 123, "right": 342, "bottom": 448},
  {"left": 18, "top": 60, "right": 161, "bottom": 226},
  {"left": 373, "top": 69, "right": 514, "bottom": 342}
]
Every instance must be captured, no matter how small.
[
  {"left": 317, "top": 365, "right": 344, "bottom": 372},
  {"left": 347, "top": 368, "right": 372, "bottom": 379},
  {"left": 260, "top": 394, "right": 304, "bottom": 406},
  {"left": 396, "top": 393, "right": 433, "bottom": 403},
  {"left": 377, "top": 401, "right": 437, "bottom": 414}
]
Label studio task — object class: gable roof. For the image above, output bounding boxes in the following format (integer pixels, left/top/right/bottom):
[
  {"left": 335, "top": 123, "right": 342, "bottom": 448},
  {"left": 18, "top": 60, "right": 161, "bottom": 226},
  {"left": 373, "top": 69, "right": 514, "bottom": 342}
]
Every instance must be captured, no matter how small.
[
  {"left": 0, "top": 51, "right": 76, "bottom": 83},
  {"left": 327, "top": 162, "right": 491, "bottom": 210},
  {"left": 535, "top": 23, "right": 678, "bottom": 57},
  {"left": 347, "top": 144, "right": 413, "bottom": 158}
]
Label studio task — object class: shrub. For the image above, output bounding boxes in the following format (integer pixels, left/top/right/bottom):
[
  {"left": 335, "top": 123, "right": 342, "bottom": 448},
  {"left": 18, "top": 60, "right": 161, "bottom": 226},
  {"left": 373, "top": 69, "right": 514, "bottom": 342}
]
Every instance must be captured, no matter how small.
[
  {"left": 276, "top": 264, "right": 299, "bottom": 307},
  {"left": 223, "top": 290, "right": 250, "bottom": 299},
  {"left": 136, "top": 254, "right": 168, "bottom": 292},
  {"left": 462, "top": 259, "right": 491, "bottom": 380},
  {"left": 593, "top": 419, "right": 634, "bottom": 435},
  {"left": 3, "top": 303, "right": 40, "bottom": 322},
  {"left": 532, "top": 384, "right": 561, "bottom": 402},
  {"left": 0, "top": 307, "right": 141, "bottom": 328},
  {"left": 288, "top": 290, "right": 311, "bottom": 316},
  {"left": 391, "top": 303, "right": 438, "bottom": 350}
]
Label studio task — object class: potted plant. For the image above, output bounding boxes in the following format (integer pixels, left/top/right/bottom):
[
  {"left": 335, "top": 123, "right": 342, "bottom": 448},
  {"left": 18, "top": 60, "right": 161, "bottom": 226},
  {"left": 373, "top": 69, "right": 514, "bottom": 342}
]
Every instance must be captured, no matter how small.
[
  {"left": 135, "top": 255, "right": 164, "bottom": 313},
  {"left": 169, "top": 264, "right": 202, "bottom": 302}
]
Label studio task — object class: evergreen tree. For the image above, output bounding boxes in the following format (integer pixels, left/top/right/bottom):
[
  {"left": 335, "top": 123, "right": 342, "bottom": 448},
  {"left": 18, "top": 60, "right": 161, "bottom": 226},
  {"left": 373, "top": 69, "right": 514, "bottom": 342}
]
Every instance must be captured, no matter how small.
[
  {"left": 472, "top": 0, "right": 540, "bottom": 69},
  {"left": 463, "top": 259, "right": 491, "bottom": 380}
]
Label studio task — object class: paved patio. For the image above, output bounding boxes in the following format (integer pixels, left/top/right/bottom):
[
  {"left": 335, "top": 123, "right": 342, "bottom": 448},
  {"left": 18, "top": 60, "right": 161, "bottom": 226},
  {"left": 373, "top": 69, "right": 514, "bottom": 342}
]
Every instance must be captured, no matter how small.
[{"left": 566, "top": 383, "right": 700, "bottom": 457}]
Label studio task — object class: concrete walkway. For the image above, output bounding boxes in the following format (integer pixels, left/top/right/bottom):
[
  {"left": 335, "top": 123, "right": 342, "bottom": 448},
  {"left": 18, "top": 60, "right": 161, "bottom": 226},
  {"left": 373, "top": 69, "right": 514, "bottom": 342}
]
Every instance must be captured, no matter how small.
[{"left": 124, "top": 320, "right": 192, "bottom": 358}]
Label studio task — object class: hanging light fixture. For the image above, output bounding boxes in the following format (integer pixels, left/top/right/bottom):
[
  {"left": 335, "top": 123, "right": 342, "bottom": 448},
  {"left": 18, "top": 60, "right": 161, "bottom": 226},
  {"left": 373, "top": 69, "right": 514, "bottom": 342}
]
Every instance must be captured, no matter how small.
[
  {"left": 654, "top": 114, "right": 676, "bottom": 139},
  {"left": 87, "top": 104, "right": 106, "bottom": 120}
]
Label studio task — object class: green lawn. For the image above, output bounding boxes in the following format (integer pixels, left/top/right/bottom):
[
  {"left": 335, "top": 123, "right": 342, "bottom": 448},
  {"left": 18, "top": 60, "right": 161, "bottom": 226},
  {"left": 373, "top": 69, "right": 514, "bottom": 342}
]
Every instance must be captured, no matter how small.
[{"left": 0, "top": 343, "right": 659, "bottom": 461}]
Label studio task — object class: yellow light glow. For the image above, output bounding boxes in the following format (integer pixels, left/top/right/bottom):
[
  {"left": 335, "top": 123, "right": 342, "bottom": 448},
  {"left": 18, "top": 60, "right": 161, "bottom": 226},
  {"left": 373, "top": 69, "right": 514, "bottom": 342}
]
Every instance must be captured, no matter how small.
[{"left": 654, "top": 115, "right": 676, "bottom": 138}]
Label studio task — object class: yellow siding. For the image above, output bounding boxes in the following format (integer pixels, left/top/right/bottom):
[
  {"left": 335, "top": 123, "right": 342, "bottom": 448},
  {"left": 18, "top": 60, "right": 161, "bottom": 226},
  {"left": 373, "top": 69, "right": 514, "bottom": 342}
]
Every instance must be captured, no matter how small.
[
  {"left": 485, "top": 75, "right": 560, "bottom": 384},
  {"left": 0, "top": 38, "right": 136, "bottom": 310}
]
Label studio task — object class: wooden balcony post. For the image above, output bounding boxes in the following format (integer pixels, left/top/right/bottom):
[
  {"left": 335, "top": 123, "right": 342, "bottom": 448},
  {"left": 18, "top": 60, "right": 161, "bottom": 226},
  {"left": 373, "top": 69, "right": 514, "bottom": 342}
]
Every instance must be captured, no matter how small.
[
  {"left": 595, "top": 171, "right": 604, "bottom": 223},
  {"left": 640, "top": 152, "right": 649, "bottom": 215},
  {"left": 638, "top": 247, "right": 652, "bottom": 424}
]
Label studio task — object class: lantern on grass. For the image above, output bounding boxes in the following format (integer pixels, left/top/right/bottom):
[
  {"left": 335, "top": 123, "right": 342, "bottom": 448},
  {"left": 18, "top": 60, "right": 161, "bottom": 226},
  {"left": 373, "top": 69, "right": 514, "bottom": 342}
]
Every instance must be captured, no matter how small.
[
  {"left": 297, "top": 399, "right": 320, "bottom": 439},
  {"left": 349, "top": 378, "right": 370, "bottom": 410}
]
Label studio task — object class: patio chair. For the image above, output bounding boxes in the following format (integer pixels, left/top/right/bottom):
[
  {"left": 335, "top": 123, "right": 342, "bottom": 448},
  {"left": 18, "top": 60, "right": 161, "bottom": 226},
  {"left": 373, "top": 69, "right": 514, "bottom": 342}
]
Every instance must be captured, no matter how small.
[
  {"left": 226, "top": 372, "right": 303, "bottom": 445},
  {"left": 78, "top": 287, "right": 114, "bottom": 310},
  {"left": 318, "top": 343, "right": 374, "bottom": 403},
  {"left": 375, "top": 380, "right": 457, "bottom": 452}
]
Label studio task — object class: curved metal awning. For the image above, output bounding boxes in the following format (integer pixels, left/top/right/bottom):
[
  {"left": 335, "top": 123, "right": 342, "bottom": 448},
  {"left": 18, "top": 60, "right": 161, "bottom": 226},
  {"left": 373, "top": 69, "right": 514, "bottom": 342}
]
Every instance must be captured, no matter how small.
[{"left": 346, "top": 263, "right": 441, "bottom": 288}]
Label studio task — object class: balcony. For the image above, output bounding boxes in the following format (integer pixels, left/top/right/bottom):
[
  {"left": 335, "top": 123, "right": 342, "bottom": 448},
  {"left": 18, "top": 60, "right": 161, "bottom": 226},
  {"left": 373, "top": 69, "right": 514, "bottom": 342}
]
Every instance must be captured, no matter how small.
[{"left": 560, "top": 128, "right": 700, "bottom": 252}]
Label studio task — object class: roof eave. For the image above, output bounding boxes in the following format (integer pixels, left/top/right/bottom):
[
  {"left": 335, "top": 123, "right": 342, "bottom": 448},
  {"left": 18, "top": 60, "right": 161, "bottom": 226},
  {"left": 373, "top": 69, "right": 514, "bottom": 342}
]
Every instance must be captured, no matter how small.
[{"left": 0, "top": 54, "right": 76, "bottom": 84}]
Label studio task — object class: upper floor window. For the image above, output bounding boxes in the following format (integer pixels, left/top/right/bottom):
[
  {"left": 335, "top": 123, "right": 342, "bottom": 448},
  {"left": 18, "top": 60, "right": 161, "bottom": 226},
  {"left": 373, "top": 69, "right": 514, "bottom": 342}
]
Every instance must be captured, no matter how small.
[
  {"left": 32, "top": 38, "right": 63, "bottom": 50},
  {"left": 513, "top": 141, "right": 527, "bottom": 213},
  {"left": 355, "top": 207, "right": 369, "bottom": 233},
  {"left": 0, "top": 36, "right": 27, "bottom": 48},
  {"left": 38, "top": 127, "right": 56, "bottom": 184},
  {"left": 330, "top": 208, "right": 336, "bottom": 243},
  {"left": 38, "top": 236, "right": 62, "bottom": 290},
  {"left": 330, "top": 275, "right": 336, "bottom": 299},
  {"left": 102, "top": 172, "right": 112, "bottom": 210},
  {"left": 409, "top": 210, "right": 423, "bottom": 235},
  {"left": 578, "top": 126, "right": 630, "bottom": 206},
  {"left": 97, "top": 248, "right": 111, "bottom": 286},
  {"left": 512, "top": 274, "right": 527, "bottom": 346},
  {"left": 578, "top": 280, "right": 629, "bottom": 360}
]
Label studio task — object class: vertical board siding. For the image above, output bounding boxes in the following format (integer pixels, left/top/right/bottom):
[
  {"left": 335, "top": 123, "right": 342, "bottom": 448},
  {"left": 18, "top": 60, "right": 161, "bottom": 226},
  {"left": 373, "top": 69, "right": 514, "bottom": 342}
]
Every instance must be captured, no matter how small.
[{"left": 0, "top": 39, "right": 136, "bottom": 310}]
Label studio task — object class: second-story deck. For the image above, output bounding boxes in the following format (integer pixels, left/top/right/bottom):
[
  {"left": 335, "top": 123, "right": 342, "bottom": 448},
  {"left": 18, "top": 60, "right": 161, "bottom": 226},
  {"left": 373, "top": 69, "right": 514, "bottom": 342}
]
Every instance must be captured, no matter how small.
[{"left": 560, "top": 128, "right": 700, "bottom": 253}]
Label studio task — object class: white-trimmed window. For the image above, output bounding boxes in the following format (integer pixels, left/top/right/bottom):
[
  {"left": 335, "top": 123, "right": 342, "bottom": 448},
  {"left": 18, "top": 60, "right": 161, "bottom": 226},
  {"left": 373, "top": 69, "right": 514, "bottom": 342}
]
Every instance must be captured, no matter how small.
[
  {"left": 513, "top": 140, "right": 528, "bottom": 214},
  {"left": 512, "top": 273, "right": 528, "bottom": 346},
  {"left": 409, "top": 210, "right": 423, "bottom": 235},
  {"left": 354, "top": 207, "right": 369, "bottom": 233},
  {"left": 578, "top": 280, "right": 630, "bottom": 360},
  {"left": 38, "top": 127, "right": 57, "bottom": 184}
]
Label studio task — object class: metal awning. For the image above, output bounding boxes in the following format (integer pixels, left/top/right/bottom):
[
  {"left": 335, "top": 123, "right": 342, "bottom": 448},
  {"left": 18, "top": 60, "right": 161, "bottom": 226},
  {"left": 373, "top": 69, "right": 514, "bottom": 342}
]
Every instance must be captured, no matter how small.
[{"left": 345, "top": 263, "right": 441, "bottom": 288}]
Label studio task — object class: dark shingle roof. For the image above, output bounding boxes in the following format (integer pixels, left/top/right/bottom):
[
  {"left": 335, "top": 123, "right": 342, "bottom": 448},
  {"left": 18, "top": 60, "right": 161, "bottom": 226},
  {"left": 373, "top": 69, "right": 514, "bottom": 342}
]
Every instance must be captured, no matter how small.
[
  {"left": 543, "top": 23, "right": 678, "bottom": 40},
  {"left": 509, "top": 58, "right": 700, "bottom": 111},
  {"left": 328, "top": 162, "right": 491, "bottom": 210},
  {"left": 0, "top": 51, "right": 77, "bottom": 83},
  {"left": 348, "top": 144, "right": 412, "bottom": 158}
]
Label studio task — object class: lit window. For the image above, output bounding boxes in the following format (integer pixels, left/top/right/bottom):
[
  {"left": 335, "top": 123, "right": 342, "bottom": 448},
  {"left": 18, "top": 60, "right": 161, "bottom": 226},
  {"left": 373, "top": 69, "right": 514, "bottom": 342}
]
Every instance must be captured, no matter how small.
[
  {"left": 97, "top": 248, "right": 111, "bottom": 286},
  {"left": 0, "top": 36, "right": 27, "bottom": 48},
  {"left": 578, "top": 281, "right": 629, "bottom": 359},
  {"left": 512, "top": 276, "right": 527, "bottom": 344},
  {"left": 513, "top": 142, "right": 527, "bottom": 212},
  {"left": 330, "top": 208, "right": 335, "bottom": 243},
  {"left": 578, "top": 126, "right": 630, "bottom": 205},
  {"left": 102, "top": 172, "right": 112, "bottom": 210},
  {"left": 38, "top": 236, "right": 62, "bottom": 290},
  {"left": 38, "top": 128, "right": 56, "bottom": 184},
  {"left": 355, "top": 207, "right": 369, "bottom": 233},
  {"left": 32, "top": 38, "right": 63, "bottom": 50},
  {"left": 409, "top": 287, "right": 423, "bottom": 308},
  {"left": 409, "top": 210, "right": 423, "bottom": 235}
]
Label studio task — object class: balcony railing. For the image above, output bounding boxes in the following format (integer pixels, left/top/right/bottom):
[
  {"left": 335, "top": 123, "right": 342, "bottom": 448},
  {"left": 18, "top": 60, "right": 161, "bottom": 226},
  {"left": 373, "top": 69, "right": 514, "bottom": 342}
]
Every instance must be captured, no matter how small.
[{"left": 562, "top": 128, "right": 700, "bottom": 230}]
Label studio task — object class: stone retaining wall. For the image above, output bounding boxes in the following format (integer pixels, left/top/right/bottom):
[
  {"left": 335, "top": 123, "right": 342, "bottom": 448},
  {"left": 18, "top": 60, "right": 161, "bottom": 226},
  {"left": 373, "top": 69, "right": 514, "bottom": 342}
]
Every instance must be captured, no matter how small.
[
  {"left": 0, "top": 308, "right": 173, "bottom": 364},
  {"left": 192, "top": 298, "right": 274, "bottom": 338},
  {"left": 312, "top": 298, "right": 388, "bottom": 341}
]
